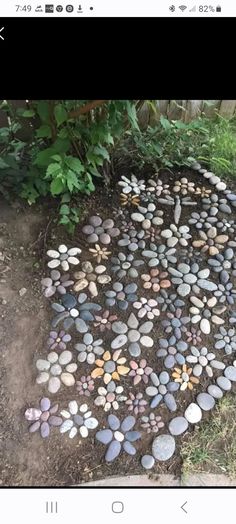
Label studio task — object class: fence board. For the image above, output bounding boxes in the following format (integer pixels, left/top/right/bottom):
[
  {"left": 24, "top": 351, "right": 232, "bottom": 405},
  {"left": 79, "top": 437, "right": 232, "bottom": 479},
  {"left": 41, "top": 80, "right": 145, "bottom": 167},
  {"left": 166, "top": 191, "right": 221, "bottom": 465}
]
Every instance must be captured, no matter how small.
[
  {"left": 1, "top": 101, "right": 236, "bottom": 140},
  {"left": 219, "top": 100, "right": 236, "bottom": 118},
  {"left": 158, "top": 100, "right": 169, "bottom": 116},
  {"left": 202, "top": 100, "right": 220, "bottom": 117},
  {"left": 149, "top": 101, "right": 161, "bottom": 126},
  {"left": 184, "top": 100, "right": 203, "bottom": 122},
  {"left": 167, "top": 100, "right": 183, "bottom": 120},
  {"left": 137, "top": 102, "right": 150, "bottom": 129}
]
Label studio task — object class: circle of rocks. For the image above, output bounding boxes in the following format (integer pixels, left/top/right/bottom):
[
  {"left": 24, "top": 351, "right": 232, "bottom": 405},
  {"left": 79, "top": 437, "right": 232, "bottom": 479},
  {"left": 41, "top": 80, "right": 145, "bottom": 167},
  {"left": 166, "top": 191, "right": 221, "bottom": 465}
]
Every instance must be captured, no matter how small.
[{"left": 82, "top": 215, "right": 120, "bottom": 245}]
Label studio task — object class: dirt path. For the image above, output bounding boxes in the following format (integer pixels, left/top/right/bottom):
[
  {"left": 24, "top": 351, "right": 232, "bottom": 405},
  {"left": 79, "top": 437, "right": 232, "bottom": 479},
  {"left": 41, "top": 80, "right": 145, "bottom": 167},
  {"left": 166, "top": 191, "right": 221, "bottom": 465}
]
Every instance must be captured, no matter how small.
[{"left": 0, "top": 199, "right": 56, "bottom": 485}]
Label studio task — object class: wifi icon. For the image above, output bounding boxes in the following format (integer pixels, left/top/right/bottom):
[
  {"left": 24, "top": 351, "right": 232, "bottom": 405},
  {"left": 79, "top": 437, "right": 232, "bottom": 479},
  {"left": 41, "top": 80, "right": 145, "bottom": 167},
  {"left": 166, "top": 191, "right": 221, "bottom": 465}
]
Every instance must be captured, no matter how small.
[{"left": 179, "top": 5, "right": 187, "bottom": 10}]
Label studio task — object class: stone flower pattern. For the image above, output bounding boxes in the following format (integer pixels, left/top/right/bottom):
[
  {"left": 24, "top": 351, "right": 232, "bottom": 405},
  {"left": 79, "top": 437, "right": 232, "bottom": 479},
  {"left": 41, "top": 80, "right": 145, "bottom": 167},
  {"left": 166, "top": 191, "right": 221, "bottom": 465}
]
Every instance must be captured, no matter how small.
[
  {"left": 89, "top": 244, "right": 112, "bottom": 264},
  {"left": 51, "top": 292, "right": 102, "bottom": 332},
  {"left": 25, "top": 166, "right": 236, "bottom": 473},
  {"left": 47, "top": 330, "right": 71, "bottom": 351},
  {"left": 75, "top": 333, "right": 104, "bottom": 364},
  {"left": 25, "top": 397, "right": 62, "bottom": 438},
  {"left": 140, "top": 413, "right": 165, "bottom": 433},
  {"left": 73, "top": 261, "right": 111, "bottom": 296},
  {"left": 95, "top": 382, "right": 127, "bottom": 411},
  {"left": 95, "top": 414, "right": 141, "bottom": 462},
  {"left": 110, "top": 313, "right": 154, "bottom": 358},
  {"left": 192, "top": 228, "right": 228, "bottom": 256},
  {"left": 141, "top": 268, "right": 171, "bottom": 293},
  {"left": 82, "top": 215, "right": 120, "bottom": 245},
  {"left": 60, "top": 401, "right": 98, "bottom": 438},
  {"left": 129, "top": 359, "right": 153, "bottom": 385},
  {"left": 76, "top": 375, "right": 95, "bottom": 396},
  {"left": 126, "top": 392, "right": 148, "bottom": 415},
  {"left": 41, "top": 270, "right": 74, "bottom": 298},
  {"left": 47, "top": 245, "right": 81, "bottom": 271},
  {"left": 186, "top": 346, "right": 225, "bottom": 378},
  {"left": 93, "top": 310, "right": 118, "bottom": 332},
  {"left": 36, "top": 350, "right": 77, "bottom": 393},
  {"left": 172, "top": 365, "right": 199, "bottom": 391},
  {"left": 91, "top": 350, "right": 130, "bottom": 384}
]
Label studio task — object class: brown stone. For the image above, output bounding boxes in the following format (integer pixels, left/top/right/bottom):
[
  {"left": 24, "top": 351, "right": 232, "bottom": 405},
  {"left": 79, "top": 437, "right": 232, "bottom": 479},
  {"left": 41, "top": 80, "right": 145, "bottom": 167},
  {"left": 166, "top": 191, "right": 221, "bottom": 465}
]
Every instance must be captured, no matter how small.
[
  {"left": 160, "top": 280, "right": 171, "bottom": 288},
  {"left": 209, "top": 246, "right": 219, "bottom": 256},
  {"left": 91, "top": 367, "right": 104, "bottom": 379}
]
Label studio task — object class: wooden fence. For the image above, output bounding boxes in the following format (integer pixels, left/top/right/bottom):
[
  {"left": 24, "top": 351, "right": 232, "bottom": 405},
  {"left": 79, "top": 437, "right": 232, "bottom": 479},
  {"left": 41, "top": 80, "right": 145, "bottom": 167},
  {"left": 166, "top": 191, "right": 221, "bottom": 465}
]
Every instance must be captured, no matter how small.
[
  {"left": 0, "top": 100, "right": 236, "bottom": 141},
  {"left": 137, "top": 100, "right": 236, "bottom": 128}
]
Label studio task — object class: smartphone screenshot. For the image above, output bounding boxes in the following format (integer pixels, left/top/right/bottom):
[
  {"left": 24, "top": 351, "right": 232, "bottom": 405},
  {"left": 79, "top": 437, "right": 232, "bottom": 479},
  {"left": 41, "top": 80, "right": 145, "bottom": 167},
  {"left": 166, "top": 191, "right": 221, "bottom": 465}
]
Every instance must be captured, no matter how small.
[{"left": 0, "top": 2, "right": 235, "bottom": 523}]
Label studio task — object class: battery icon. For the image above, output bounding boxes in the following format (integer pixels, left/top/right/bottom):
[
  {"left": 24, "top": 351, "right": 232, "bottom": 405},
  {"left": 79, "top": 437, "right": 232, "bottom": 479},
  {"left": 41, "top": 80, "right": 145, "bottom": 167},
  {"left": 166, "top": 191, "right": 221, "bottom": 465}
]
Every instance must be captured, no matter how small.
[{"left": 216, "top": 5, "right": 221, "bottom": 11}]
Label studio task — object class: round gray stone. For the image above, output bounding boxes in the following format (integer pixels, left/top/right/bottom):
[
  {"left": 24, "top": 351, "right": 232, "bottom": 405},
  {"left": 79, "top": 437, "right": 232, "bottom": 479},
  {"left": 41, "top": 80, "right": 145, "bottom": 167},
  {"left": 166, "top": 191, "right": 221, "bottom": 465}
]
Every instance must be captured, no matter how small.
[
  {"left": 164, "top": 393, "right": 177, "bottom": 412},
  {"left": 128, "top": 330, "right": 140, "bottom": 342},
  {"left": 111, "top": 335, "right": 127, "bottom": 349},
  {"left": 178, "top": 263, "right": 190, "bottom": 274},
  {"left": 128, "top": 342, "right": 141, "bottom": 357},
  {"left": 104, "top": 361, "right": 116, "bottom": 373},
  {"left": 96, "top": 429, "right": 113, "bottom": 444},
  {"left": 169, "top": 417, "right": 188, "bottom": 436},
  {"left": 141, "top": 455, "right": 155, "bottom": 470},
  {"left": 207, "top": 385, "right": 223, "bottom": 399},
  {"left": 113, "top": 282, "right": 123, "bottom": 292},
  {"left": 177, "top": 283, "right": 191, "bottom": 297},
  {"left": 159, "top": 371, "right": 169, "bottom": 384},
  {"left": 197, "top": 393, "right": 215, "bottom": 411},
  {"left": 152, "top": 435, "right": 176, "bottom": 461},
  {"left": 217, "top": 376, "right": 232, "bottom": 391},
  {"left": 146, "top": 386, "right": 158, "bottom": 397},
  {"left": 224, "top": 366, "right": 236, "bottom": 381},
  {"left": 89, "top": 216, "right": 102, "bottom": 227},
  {"left": 112, "top": 321, "right": 128, "bottom": 334},
  {"left": 125, "top": 283, "right": 137, "bottom": 294}
]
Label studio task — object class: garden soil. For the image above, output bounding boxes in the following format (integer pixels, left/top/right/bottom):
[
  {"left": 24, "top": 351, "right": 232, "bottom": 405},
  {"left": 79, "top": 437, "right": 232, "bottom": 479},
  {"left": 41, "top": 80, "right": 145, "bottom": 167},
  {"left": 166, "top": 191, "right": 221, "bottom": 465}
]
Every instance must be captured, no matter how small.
[{"left": 0, "top": 168, "right": 235, "bottom": 486}]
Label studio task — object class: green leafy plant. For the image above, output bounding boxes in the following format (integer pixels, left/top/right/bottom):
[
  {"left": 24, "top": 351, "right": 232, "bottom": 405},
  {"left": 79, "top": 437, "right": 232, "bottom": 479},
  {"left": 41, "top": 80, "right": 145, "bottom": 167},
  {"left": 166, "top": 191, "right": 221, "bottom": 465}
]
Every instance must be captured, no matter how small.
[
  {"left": 0, "top": 99, "right": 142, "bottom": 232},
  {"left": 114, "top": 113, "right": 236, "bottom": 177},
  {"left": 1, "top": 101, "right": 236, "bottom": 233},
  {"left": 114, "top": 117, "right": 210, "bottom": 173}
]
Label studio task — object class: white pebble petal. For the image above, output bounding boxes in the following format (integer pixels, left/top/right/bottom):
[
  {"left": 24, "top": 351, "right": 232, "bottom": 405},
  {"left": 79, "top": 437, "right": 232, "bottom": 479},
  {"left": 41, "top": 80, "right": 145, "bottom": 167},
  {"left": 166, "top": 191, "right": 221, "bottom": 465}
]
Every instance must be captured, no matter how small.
[
  {"left": 60, "top": 410, "right": 71, "bottom": 419},
  {"left": 84, "top": 417, "right": 98, "bottom": 429},
  {"left": 59, "top": 350, "right": 72, "bottom": 365},
  {"left": 84, "top": 410, "right": 92, "bottom": 419},
  {"left": 68, "top": 400, "right": 78, "bottom": 415},
  {"left": 47, "top": 250, "right": 60, "bottom": 258},
  {"left": 69, "top": 427, "right": 78, "bottom": 439},
  {"left": 48, "top": 259, "right": 60, "bottom": 269},
  {"left": 66, "top": 363, "right": 77, "bottom": 373},
  {"left": 80, "top": 425, "right": 89, "bottom": 438},
  {"left": 68, "top": 247, "right": 81, "bottom": 256},
  {"left": 68, "top": 257, "right": 80, "bottom": 265},
  {"left": 36, "top": 372, "right": 49, "bottom": 384},
  {"left": 58, "top": 244, "right": 68, "bottom": 253},
  {"left": 61, "top": 260, "right": 70, "bottom": 272},
  {"left": 80, "top": 403, "right": 88, "bottom": 413},
  {"left": 60, "top": 419, "right": 73, "bottom": 433}
]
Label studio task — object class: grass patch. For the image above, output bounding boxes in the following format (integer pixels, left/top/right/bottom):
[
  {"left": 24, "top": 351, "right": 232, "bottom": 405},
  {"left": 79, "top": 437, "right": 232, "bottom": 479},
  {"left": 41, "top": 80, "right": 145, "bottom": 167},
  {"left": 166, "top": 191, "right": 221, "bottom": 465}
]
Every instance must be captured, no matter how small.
[
  {"left": 181, "top": 394, "right": 236, "bottom": 479},
  {"left": 198, "top": 116, "right": 236, "bottom": 177}
]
